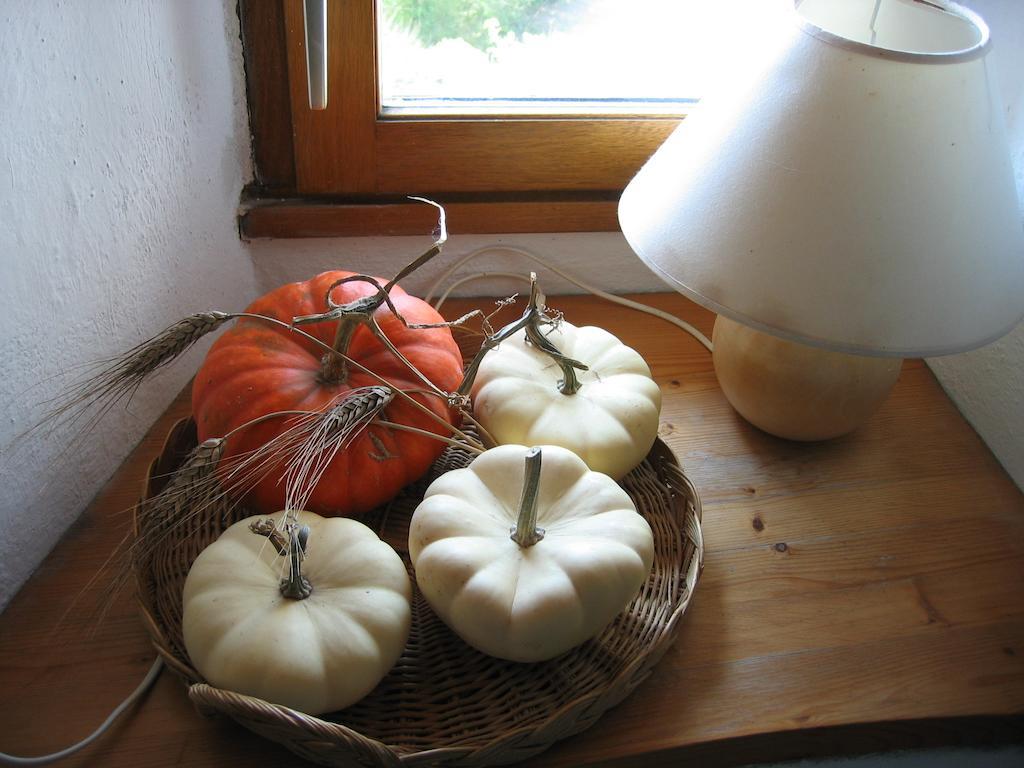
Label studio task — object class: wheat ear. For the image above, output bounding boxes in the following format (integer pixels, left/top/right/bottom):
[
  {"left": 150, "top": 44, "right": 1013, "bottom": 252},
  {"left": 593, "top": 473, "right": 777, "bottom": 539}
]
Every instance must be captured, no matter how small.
[{"left": 26, "top": 312, "right": 232, "bottom": 454}]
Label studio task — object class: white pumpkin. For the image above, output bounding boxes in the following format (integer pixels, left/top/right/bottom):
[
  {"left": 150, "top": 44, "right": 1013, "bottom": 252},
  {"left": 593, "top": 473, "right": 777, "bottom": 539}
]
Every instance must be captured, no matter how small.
[
  {"left": 182, "top": 510, "right": 411, "bottom": 715},
  {"left": 470, "top": 319, "right": 662, "bottom": 479},
  {"left": 409, "top": 444, "right": 655, "bottom": 662}
]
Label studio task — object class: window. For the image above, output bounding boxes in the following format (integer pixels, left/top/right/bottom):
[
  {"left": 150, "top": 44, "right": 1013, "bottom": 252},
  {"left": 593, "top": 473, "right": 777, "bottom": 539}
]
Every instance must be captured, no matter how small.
[{"left": 239, "top": 0, "right": 695, "bottom": 237}]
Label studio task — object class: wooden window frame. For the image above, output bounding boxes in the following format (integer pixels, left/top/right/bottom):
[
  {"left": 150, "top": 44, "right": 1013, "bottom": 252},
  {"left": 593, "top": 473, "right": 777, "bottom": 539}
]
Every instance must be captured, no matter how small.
[{"left": 239, "top": 0, "right": 684, "bottom": 237}]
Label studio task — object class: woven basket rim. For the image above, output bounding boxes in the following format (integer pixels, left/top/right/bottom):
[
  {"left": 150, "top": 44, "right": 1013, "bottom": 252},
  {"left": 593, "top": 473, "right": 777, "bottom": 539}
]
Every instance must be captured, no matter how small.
[{"left": 134, "top": 416, "right": 704, "bottom": 768}]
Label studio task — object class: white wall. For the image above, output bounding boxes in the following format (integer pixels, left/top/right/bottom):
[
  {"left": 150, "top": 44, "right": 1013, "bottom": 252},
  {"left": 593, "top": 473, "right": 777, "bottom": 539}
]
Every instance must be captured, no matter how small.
[
  {"left": 250, "top": 0, "right": 1024, "bottom": 489},
  {"left": 926, "top": 0, "right": 1024, "bottom": 487},
  {"left": 0, "top": 1, "right": 258, "bottom": 610}
]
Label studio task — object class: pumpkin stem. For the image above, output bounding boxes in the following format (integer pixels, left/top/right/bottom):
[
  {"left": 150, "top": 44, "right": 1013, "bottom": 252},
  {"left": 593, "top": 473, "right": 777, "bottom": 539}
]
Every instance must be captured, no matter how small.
[
  {"left": 524, "top": 279, "right": 585, "bottom": 396},
  {"left": 250, "top": 518, "right": 288, "bottom": 554},
  {"left": 510, "top": 446, "right": 545, "bottom": 548},
  {"left": 457, "top": 274, "right": 588, "bottom": 397},
  {"left": 250, "top": 519, "right": 313, "bottom": 600},
  {"left": 320, "top": 313, "right": 364, "bottom": 384},
  {"left": 456, "top": 333, "right": 504, "bottom": 397},
  {"left": 291, "top": 198, "right": 449, "bottom": 386},
  {"left": 280, "top": 523, "right": 313, "bottom": 600}
]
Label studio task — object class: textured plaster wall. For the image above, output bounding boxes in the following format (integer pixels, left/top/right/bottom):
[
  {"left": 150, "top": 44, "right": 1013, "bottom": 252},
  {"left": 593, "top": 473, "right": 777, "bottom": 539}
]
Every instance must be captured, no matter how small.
[
  {"left": 927, "top": 0, "right": 1024, "bottom": 489},
  {"left": 0, "top": 1, "right": 258, "bottom": 610},
  {"left": 250, "top": 0, "right": 1024, "bottom": 491}
]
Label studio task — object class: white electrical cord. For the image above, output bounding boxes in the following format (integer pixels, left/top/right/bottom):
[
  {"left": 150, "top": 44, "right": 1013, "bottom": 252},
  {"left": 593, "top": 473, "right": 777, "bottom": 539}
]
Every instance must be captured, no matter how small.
[
  {"left": 431, "top": 271, "right": 534, "bottom": 309},
  {"left": 0, "top": 657, "right": 163, "bottom": 766},
  {"left": 425, "top": 244, "right": 714, "bottom": 352}
]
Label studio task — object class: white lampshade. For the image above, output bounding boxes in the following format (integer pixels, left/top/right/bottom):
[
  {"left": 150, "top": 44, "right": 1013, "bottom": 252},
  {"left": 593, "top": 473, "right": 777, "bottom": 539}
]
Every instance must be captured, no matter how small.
[{"left": 619, "top": 0, "right": 1024, "bottom": 357}]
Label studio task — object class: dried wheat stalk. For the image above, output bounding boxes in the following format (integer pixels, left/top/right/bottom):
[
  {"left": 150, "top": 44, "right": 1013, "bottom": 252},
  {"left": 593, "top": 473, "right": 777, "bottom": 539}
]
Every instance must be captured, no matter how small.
[
  {"left": 13, "top": 312, "right": 236, "bottom": 479},
  {"left": 133, "top": 387, "right": 396, "bottom": 562},
  {"left": 283, "top": 387, "right": 394, "bottom": 512}
]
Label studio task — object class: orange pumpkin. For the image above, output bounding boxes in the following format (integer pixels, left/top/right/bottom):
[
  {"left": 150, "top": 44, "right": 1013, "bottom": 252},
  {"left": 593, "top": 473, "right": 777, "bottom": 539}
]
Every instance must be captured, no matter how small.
[{"left": 191, "top": 271, "right": 463, "bottom": 516}]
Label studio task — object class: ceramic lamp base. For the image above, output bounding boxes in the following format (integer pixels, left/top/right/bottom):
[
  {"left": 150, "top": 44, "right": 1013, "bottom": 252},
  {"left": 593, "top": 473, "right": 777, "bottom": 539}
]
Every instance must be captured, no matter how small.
[{"left": 712, "top": 316, "right": 902, "bottom": 441}]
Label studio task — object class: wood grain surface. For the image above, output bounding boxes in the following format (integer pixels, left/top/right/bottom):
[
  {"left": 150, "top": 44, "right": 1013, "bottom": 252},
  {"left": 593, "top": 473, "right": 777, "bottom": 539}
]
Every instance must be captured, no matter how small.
[
  {"left": 239, "top": 197, "right": 621, "bottom": 238},
  {"left": 1, "top": 293, "right": 1021, "bottom": 767},
  {"left": 239, "top": 0, "right": 295, "bottom": 193}
]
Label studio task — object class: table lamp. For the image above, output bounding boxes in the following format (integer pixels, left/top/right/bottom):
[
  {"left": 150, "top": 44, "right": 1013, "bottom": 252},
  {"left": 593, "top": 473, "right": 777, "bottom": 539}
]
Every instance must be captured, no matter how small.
[{"left": 619, "top": 0, "right": 1024, "bottom": 441}]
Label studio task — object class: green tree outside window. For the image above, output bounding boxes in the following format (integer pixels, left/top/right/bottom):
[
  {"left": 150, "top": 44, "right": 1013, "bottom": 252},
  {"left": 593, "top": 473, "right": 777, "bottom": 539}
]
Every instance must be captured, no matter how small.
[{"left": 383, "top": 0, "right": 582, "bottom": 52}]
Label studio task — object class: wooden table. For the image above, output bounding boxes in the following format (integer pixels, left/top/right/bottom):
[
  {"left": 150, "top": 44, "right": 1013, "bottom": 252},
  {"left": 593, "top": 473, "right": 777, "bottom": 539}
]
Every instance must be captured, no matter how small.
[{"left": 2, "top": 293, "right": 1022, "bottom": 767}]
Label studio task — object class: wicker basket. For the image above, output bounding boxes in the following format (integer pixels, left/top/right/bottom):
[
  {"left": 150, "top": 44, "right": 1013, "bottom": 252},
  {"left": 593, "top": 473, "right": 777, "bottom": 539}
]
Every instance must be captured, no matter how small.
[{"left": 134, "top": 418, "right": 704, "bottom": 767}]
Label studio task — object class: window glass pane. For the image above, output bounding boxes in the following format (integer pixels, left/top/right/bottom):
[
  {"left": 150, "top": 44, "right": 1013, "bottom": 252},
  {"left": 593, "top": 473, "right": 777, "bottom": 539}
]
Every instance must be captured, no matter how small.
[{"left": 378, "top": 0, "right": 772, "bottom": 116}]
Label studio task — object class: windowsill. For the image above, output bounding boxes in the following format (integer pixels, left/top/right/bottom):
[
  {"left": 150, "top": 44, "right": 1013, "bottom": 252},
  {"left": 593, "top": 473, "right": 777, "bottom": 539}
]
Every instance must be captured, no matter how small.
[{"left": 238, "top": 192, "right": 622, "bottom": 239}]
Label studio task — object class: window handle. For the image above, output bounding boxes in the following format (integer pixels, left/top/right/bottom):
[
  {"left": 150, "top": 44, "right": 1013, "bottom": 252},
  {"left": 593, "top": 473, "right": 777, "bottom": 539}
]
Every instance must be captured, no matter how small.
[{"left": 303, "top": 0, "right": 327, "bottom": 110}]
